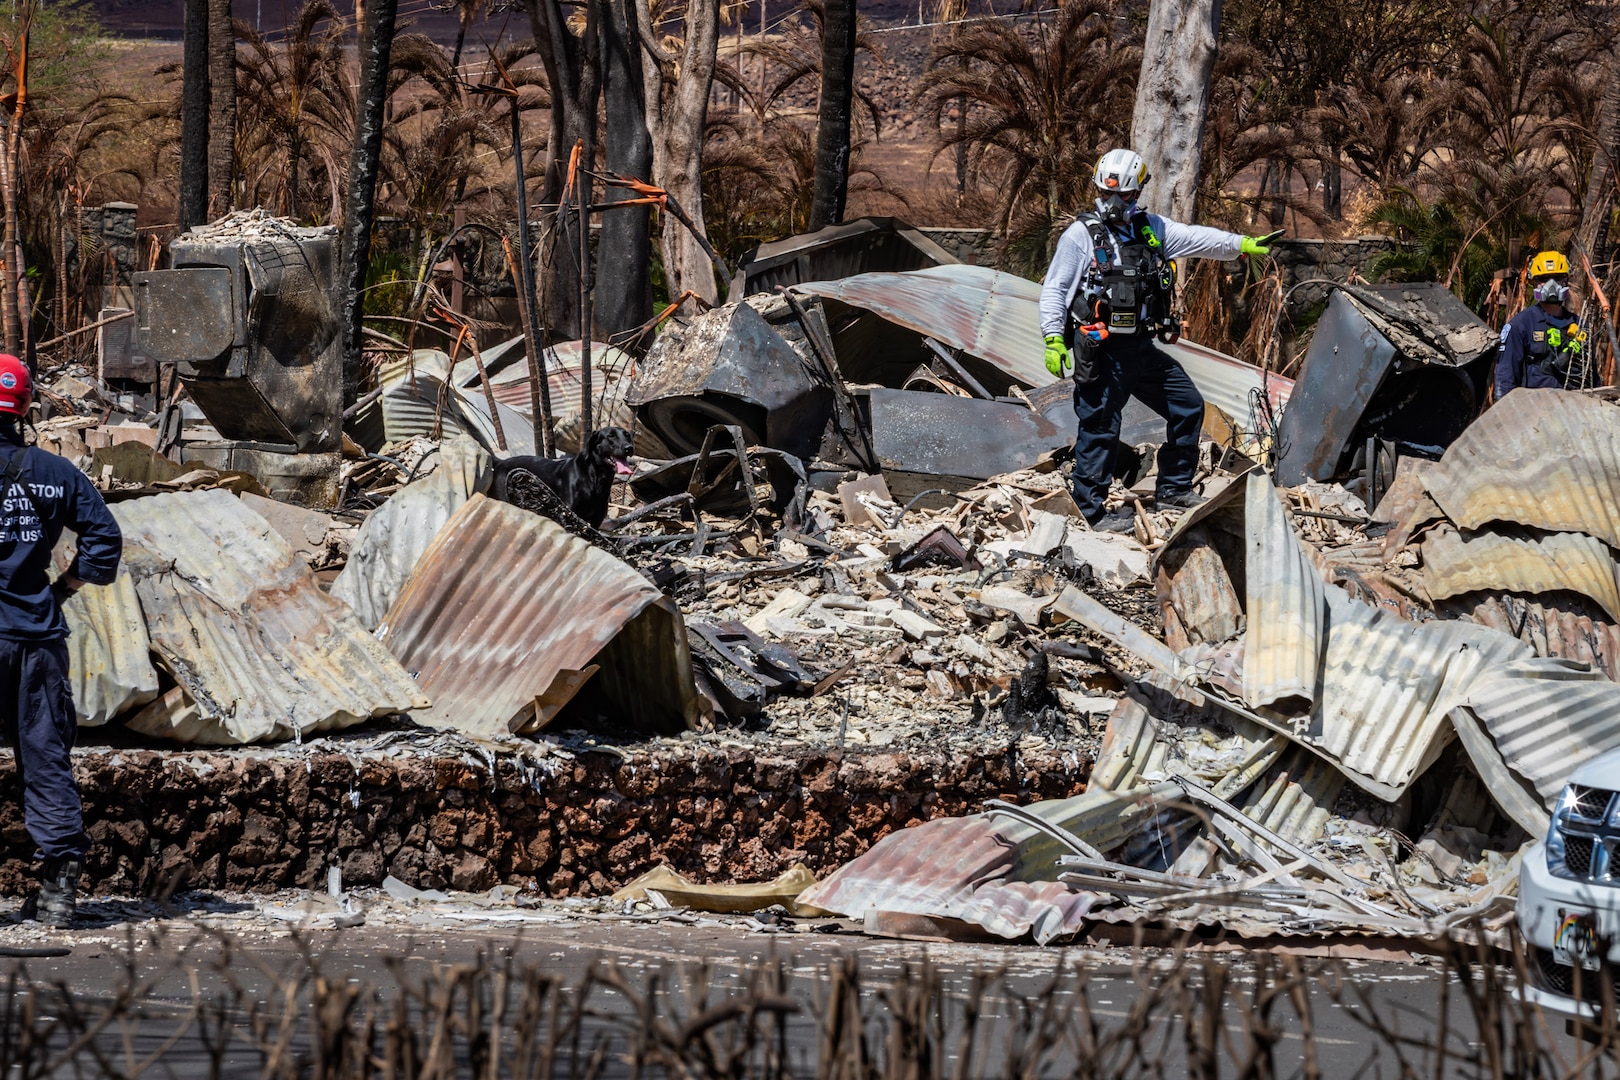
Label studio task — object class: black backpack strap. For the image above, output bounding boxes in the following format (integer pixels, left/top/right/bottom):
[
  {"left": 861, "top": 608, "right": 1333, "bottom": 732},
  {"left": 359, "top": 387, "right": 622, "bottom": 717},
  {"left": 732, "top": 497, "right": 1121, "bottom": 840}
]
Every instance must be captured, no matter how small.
[{"left": 1, "top": 446, "right": 44, "bottom": 526}]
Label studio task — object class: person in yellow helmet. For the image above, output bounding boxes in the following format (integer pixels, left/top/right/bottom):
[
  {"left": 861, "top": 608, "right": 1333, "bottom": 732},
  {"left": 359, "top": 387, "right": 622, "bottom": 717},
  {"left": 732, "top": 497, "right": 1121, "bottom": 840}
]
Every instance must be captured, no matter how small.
[{"left": 1495, "top": 250, "right": 1590, "bottom": 396}]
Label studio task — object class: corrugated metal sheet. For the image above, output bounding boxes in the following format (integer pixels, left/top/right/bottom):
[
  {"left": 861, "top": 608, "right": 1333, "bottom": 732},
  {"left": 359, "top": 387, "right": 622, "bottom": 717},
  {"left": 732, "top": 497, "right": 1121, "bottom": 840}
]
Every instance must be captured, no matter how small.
[
  {"left": 331, "top": 435, "right": 490, "bottom": 630},
  {"left": 1242, "top": 474, "right": 1325, "bottom": 709},
  {"left": 791, "top": 266, "right": 1293, "bottom": 426},
  {"left": 1307, "top": 588, "right": 1529, "bottom": 799},
  {"left": 1422, "top": 525, "right": 1620, "bottom": 621},
  {"left": 61, "top": 568, "right": 159, "bottom": 725},
  {"left": 372, "top": 351, "right": 537, "bottom": 455},
  {"left": 1077, "top": 481, "right": 1532, "bottom": 801},
  {"left": 1462, "top": 657, "right": 1620, "bottom": 805},
  {"left": 797, "top": 783, "right": 1180, "bottom": 944},
  {"left": 375, "top": 494, "right": 701, "bottom": 737},
  {"left": 1458, "top": 591, "right": 1620, "bottom": 682},
  {"left": 114, "top": 489, "right": 429, "bottom": 744},
  {"left": 797, "top": 815, "right": 1100, "bottom": 944},
  {"left": 1426, "top": 389, "right": 1620, "bottom": 546},
  {"left": 1239, "top": 748, "right": 1345, "bottom": 848},
  {"left": 1374, "top": 457, "right": 1444, "bottom": 558}
]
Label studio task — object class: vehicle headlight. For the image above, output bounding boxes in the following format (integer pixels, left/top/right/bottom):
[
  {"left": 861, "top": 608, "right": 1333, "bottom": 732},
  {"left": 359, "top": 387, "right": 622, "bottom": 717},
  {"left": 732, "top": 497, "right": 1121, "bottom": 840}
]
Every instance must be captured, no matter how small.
[{"left": 1548, "top": 785, "right": 1574, "bottom": 870}]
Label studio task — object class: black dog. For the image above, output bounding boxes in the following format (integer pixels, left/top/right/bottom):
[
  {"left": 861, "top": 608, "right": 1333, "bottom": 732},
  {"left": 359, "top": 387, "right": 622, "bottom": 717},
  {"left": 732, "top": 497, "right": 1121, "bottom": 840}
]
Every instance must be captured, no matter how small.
[{"left": 490, "top": 426, "right": 635, "bottom": 529}]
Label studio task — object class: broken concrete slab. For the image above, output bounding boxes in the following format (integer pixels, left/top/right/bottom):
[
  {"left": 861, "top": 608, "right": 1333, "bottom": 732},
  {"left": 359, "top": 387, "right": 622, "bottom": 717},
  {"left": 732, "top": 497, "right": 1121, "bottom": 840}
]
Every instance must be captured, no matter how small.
[{"left": 838, "top": 473, "right": 895, "bottom": 528}]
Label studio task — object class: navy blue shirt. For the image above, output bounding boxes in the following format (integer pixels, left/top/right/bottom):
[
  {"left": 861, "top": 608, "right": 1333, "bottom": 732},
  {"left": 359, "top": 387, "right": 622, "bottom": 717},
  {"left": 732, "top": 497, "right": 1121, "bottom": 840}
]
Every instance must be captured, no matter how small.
[
  {"left": 1496, "top": 303, "right": 1579, "bottom": 398},
  {"left": 0, "top": 428, "right": 121, "bottom": 641}
]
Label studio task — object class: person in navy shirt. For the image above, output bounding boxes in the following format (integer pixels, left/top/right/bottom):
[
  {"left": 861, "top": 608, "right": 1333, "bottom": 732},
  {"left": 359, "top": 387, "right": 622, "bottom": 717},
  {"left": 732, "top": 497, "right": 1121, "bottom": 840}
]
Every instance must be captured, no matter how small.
[
  {"left": 0, "top": 354, "right": 121, "bottom": 927},
  {"left": 1496, "top": 250, "right": 1590, "bottom": 397}
]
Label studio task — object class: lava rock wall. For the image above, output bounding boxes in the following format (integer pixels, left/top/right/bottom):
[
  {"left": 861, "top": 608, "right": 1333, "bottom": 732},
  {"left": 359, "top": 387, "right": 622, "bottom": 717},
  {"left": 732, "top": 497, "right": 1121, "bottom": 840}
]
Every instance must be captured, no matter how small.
[{"left": 0, "top": 745, "right": 1091, "bottom": 896}]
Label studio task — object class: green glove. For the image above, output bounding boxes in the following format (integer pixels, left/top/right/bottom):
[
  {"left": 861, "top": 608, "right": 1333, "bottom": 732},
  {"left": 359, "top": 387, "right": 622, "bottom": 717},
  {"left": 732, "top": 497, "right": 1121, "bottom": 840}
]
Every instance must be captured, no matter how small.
[
  {"left": 1044, "top": 334, "right": 1070, "bottom": 377},
  {"left": 1241, "top": 228, "right": 1284, "bottom": 257}
]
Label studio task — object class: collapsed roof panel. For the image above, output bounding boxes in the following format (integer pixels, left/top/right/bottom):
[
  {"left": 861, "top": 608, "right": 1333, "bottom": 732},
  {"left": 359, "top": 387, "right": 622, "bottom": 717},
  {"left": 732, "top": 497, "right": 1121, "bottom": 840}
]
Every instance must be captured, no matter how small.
[
  {"left": 791, "top": 266, "right": 1292, "bottom": 431},
  {"left": 60, "top": 566, "right": 158, "bottom": 725},
  {"left": 113, "top": 489, "right": 429, "bottom": 744},
  {"left": 1421, "top": 525, "right": 1620, "bottom": 623},
  {"left": 331, "top": 435, "right": 492, "bottom": 630},
  {"left": 375, "top": 495, "right": 703, "bottom": 738},
  {"left": 1426, "top": 388, "right": 1620, "bottom": 547}
]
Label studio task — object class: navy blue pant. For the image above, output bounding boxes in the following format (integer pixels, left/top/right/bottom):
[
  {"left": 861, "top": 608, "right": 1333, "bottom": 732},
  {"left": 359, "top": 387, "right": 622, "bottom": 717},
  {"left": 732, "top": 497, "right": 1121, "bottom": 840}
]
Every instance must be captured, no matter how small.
[
  {"left": 0, "top": 639, "right": 86, "bottom": 860},
  {"left": 1070, "top": 335, "right": 1204, "bottom": 523}
]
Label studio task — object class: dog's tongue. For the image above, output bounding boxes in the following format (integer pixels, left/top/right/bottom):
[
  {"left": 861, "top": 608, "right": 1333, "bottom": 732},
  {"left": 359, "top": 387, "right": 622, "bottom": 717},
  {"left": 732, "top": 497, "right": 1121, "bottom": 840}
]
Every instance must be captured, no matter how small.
[{"left": 613, "top": 459, "right": 634, "bottom": 477}]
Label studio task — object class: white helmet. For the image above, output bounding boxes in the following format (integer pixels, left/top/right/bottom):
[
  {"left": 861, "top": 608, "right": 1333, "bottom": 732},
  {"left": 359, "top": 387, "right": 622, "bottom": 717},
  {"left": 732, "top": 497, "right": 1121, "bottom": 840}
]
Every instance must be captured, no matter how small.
[{"left": 1093, "top": 148, "right": 1149, "bottom": 224}]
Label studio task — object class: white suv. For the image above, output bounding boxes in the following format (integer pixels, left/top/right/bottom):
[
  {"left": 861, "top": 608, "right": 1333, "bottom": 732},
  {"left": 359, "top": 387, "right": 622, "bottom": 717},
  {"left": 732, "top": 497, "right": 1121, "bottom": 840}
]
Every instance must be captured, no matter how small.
[{"left": 1519, "top": 747, "right": 1620, "bottom": 1017}]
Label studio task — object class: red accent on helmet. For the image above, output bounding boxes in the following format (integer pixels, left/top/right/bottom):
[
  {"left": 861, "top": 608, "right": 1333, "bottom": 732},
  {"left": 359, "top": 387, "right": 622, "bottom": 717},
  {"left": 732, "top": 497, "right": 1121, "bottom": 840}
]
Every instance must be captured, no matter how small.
[{"left": 0, "top": 353, "right": 31, "bottom": 416}]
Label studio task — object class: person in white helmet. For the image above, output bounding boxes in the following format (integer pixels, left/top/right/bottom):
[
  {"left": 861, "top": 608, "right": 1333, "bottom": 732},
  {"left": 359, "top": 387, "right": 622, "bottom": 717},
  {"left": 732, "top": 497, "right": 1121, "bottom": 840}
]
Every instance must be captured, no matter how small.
[{"left": 1040, "top": 147, "right": 1277, "bottom": 532}]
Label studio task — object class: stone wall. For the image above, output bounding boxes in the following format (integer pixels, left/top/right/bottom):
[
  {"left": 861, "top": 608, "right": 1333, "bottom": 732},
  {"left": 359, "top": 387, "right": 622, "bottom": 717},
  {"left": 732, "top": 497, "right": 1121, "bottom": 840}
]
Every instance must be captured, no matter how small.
[
  {"left": 0, "top": 743, "right": 1092, "bottom": 897},
  {"left": 1250, "top": 236, "right": 1400, "bottom": 316}
]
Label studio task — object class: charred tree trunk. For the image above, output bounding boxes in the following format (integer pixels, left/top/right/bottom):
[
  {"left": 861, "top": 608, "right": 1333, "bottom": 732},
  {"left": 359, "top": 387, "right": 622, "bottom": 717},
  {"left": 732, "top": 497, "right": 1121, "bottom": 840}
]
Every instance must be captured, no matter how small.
[
  {"left": 637, "top": 0, "right": 722, "bottom": 304},
  {"left": 809, "top": 0, "right": 857, "bottom": 230},
  {"left": 596, "top": 0, "right": 653, "bottom": 338},
  {"left": 179, "top": 0, "right": 211, "bottom": 232},
  {"left": 527, "top": 0, "right": 602, "bottom": 339},
  {"left": 0, "top": 7, "right": 28, "bottom": 356},
  {"left": 339, "top": 0, "right": 398, "bottom": 406},
  {"left": 1323, "top": 144, "right": 1342, "bottom": 222},
  {"left": 207, "top": 0, "right": 236, "bottom": 220},
  {"left": 1130, "top": 0, "right": 1219, "bottom": 223},
  {"left": 1578, "top": 48, "right": 1620, "bottom": 273}
]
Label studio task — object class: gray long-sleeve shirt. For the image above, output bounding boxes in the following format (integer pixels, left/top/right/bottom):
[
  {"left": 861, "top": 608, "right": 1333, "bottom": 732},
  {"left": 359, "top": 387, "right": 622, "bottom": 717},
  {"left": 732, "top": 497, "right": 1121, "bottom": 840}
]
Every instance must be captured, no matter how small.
[{"left": 1038, "top": 211, "right": 1245, "bottom": 337}]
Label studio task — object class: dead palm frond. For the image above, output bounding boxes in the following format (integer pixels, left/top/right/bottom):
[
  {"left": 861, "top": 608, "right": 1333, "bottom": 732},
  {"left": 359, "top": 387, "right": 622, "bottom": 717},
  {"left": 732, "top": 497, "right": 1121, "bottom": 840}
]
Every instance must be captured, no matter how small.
[{"left": 914, "top": 0, "right": 1140, "bottom": 269}]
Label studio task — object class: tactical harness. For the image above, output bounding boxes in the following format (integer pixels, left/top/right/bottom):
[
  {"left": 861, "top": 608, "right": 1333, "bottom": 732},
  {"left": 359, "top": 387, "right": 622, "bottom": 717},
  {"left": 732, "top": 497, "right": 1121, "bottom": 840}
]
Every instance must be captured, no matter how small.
[
  {"left": 1530, "top": 321, "right": 1592, "bottom": 389},
  {"left": 1068, "top": 213, "right": 1179, "bottom": 342}
]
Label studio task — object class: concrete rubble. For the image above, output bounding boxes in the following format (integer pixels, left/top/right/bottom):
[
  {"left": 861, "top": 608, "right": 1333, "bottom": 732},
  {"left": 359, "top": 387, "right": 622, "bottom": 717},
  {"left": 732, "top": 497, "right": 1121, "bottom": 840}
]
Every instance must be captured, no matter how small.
[{"left": 26, "top": 213, "right": 1618, "bottom": 952}]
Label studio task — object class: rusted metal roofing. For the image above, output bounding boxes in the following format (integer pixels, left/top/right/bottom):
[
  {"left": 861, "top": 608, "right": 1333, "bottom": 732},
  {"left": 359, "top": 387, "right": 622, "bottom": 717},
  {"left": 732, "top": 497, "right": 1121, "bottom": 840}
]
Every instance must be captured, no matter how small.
[
  {"left": 61, "top": 568, "right": 159, "bottom": 725},
  {"left": 1457, "top": 591, "right": 1620, "bottom": 682},
  {"left": 1375, "top": 458, "right": 1445, "bottom": 558},
  {"left": 1426, "top": 389, "right": 1620, "bottom": 547},
  {"left": 790, "top": 266, "right": 1293, "bottom": 425},
  {"left": 332, "top": 435, "right": 490, "bottom": 630},
  {"left": 797, "top": 783, "right": 1180, "bottom": 944},
  {"left": 375, "top": 494, "right": 702, "bottom": 738},
  {"left": 1422, "top": 525, "right": 1620, "bottom": 622},
  {"left": 794, "top": 814, "right": 1100, "bottom": 943},
  {"left": 114, "top": 489, "right": 429, "bottom": 744},
  {"left": 1241, "top": 475, "right": 1325, "bottom": 710},
  {"left": 1074, "top": 478, "right": 1533, "bottom": 801}
]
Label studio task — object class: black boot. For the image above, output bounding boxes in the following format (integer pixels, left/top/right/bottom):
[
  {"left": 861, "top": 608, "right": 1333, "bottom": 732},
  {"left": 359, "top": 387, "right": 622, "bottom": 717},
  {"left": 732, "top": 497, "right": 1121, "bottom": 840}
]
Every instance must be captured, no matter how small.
[{"left": 22, "top": 856, "right": 81, "bottom": 928}]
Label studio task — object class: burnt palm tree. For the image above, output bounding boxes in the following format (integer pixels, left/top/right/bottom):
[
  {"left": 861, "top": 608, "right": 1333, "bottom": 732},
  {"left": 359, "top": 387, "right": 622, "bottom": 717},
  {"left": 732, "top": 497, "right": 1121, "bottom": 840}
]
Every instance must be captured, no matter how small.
[
  {"left": 233, "top": 0, "right": 351, "bottom": 220},
  {"left": 915, "top": 0, "right": 1140, "bottom": 269}
]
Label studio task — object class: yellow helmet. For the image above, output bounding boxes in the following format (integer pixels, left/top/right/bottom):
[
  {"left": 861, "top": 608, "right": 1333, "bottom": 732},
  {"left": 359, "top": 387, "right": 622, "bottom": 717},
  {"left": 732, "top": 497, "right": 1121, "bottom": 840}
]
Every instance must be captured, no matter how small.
[{"left": 1529, "top": 250, "right": 1570, "bottom": 278}]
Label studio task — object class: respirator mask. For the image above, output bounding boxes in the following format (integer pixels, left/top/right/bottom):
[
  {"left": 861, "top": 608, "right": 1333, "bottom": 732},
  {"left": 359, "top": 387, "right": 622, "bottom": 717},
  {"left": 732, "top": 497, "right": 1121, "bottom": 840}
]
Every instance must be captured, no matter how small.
[
  {"left": 1094, "top": 191, "right": 1139, "bottom": 225},
  {"left": 1533, "top": 278, "right": 1570, "bottom": 306}
]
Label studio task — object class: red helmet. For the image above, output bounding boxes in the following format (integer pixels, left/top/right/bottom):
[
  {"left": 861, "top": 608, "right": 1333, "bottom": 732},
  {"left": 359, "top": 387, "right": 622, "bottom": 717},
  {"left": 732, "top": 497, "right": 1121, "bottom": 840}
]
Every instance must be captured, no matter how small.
[{"left": 0, "top": 354, "right": 29, "bottom": 416}]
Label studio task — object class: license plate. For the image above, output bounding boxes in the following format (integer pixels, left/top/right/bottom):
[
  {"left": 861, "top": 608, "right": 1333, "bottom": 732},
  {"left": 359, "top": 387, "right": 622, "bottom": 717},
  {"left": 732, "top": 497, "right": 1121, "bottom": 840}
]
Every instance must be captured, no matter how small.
[{"left": 1555, "top": 909, "right": 1603, "bottom": 971}]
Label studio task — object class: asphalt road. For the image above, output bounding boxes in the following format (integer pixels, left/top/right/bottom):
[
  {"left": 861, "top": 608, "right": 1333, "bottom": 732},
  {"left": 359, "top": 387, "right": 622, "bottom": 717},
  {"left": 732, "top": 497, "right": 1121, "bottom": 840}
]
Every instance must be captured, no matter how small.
[{"left": 0, "top": 908, "right": 1598, "bottom": 1078}]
